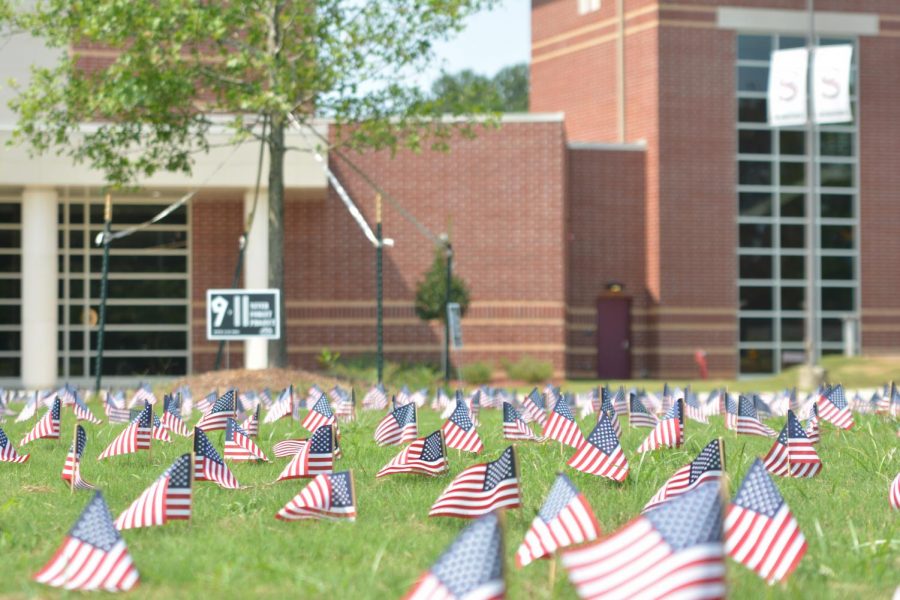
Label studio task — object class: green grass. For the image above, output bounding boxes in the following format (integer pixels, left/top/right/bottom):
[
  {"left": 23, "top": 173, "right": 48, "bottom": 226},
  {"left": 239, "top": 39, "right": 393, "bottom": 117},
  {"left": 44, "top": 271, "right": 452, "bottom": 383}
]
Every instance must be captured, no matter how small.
[{"left": 0, "top": 405, "right": 897, "bottom": 599}]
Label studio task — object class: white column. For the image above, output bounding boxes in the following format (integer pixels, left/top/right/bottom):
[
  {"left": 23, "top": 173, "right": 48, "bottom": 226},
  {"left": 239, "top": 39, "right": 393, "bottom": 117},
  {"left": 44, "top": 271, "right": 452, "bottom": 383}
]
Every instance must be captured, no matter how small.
[
  {"left": 21, "top": 187, "right": 58, "bottom": 387},
  {"left": 243, "top": 188, "right": 269, "bottom": 369}
]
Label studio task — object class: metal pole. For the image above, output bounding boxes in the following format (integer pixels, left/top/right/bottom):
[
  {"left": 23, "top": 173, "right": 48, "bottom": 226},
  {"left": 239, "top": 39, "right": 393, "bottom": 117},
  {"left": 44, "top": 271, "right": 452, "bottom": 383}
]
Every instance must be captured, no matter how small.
[
  {"left": 93, "top": 193, "right": 112, "bottom": 392},
  {"left": 375, "top": 194, "right": 384, "bottom": 384},
  {"left": 214, "top": 234, "right": 246, "bottom": 370},
  {"left": 805, "top": 0, "right": 819, "bottom": 368},
  {"left": 444, "top": 242, "right": 453, "bottom": 383}
]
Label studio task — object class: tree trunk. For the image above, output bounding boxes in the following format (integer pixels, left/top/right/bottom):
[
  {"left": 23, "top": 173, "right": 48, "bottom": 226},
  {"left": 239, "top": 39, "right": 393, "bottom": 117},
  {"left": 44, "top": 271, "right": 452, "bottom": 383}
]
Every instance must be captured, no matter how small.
[{"left": 267, "top": 117, "right": 288, "bottom": 368}]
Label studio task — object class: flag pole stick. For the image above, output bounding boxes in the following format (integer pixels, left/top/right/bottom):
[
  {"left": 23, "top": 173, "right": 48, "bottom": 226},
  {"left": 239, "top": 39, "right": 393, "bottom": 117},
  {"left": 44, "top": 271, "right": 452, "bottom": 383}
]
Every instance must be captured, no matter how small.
[
  {"left": 69, "top": 424, "right": 78, "bottom": 494},
  {"left": 189, "top": 451, "right": 195, "bottom": 526},
  {"left": 349, "top": 469, "right": 357, "bottom": 518},
  {"left": 548, "top": 553, "right": 557, "bottom": 593},
  {"left": 718, "top": 437, "right": 726, "bottom": 472}
]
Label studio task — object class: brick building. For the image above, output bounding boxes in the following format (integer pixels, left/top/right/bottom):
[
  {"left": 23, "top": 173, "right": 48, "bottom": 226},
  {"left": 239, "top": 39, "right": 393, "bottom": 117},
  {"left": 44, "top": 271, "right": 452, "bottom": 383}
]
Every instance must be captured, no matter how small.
[{"left": 2, "top": 1, "right": 899, "bottom": 387}]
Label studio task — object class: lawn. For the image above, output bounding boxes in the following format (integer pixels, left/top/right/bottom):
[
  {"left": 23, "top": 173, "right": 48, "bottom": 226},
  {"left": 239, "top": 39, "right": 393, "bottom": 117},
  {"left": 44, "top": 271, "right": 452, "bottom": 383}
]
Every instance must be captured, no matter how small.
[{"left": 0, "top": 398, "right": 897, "bottom": 599}]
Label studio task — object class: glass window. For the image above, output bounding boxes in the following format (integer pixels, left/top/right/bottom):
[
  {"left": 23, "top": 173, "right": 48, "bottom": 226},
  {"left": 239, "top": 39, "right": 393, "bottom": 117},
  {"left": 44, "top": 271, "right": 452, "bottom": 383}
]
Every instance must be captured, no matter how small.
[
  {"left": 821, "top": 256, "right": 854, "bottom": 280},
  {"left": 780, "top": 131, "right": 805, "bottom": 155},
  {"left": 738, "top": 66, "right": 769, "bottom": 92},
  {"left": 781, "top": 318, "right": 804, "bottom": 342},
  {"left": 90, "top": 203, "right": 187, "bottom": 225},
  {"left": 780, "top": 225, "right": 805, "bottom": 248},
  {"left": 821, "top": 194, "right": 853, "bottom": 218},
  {"left": 0, "top": 305, "right": 20, "bottom": 324},
  {"left": 782, "top": 287, "right": 805, "bottom": 311},
  {"left": 0, "top": 279, "right": 20, "bottom": 298},
  {"left": 781, "top": 255, "right": 805, "bottom": 280},
  {"left": 739, "top": 161, "right": 772, "bottom": 185},
  {"left": 822, "top": 287, "right": 854, "bottom": 311},
  {"left": 0, "top": 231, "right": 21, "bottom": 248},
  {"left": 69, "top": 203, "right": 84, "bottom": 224},
  {"left": 822, "top": 318, "right": 843, "bottom": 342},
  {"left": 738, "top": 35, "right": 771, "bottom": 60},
  {"left": 738, "top": 98, "right": 767, "bottom": 123},
  {"left": 821, "top": 225, "right": 853, "bottom": 249},
  {"left": 90, "top": 331, "right": 188, "bottom": 351},
  {"left": 740, "top": 318, "right": 774, "bottom": 342},
  {"left": 779, "top": 37, "right": 806, "bottom": 49},
  {"left": 89, "top": 279, "right": 188, "bottom": 299},
  {"left": 820, "top": 163, "right": 853, "bottom": 187},
  {"left": 0, "top": 203, "right": 21, "bottom": 224},
  {"left": 739, "top": 130, "right": 772, "bottom": 154},
  {"left": 0, "top": 255, "right": 21, "bottom": 273},
  {"left": 780, "top": 193, "right": 804, "bottom": 217},
  {"left": 740, "top": 349, "right": 774, "bottom": 373},
  {"left": 739, "top": 193, "right": 772, "bottom": 217},
  {"left": 740, "top": 255, "right": 773, "bottom": 279},
  {"left": 0, "top": 331, "right": 20, "bottom": 351},
  {"left": 739, "top": 224, "right": 772, "bottom": 248},
  {"left": 780, "top": 162, "right": 805, "bottom": 186},
  {"left": 90, "top": 255, "right": 187, "bottom": 273},
  {"left": 105, "top": 305, "right": 188, "bottom": 325},
  {"left": 820, "top": 132, "right": 852, "bottom": 156},
  {"left": 0, "top": 358, "right": 19, "bottom": 377},
  {"left": 740, "top": 286, "right": 773, "bottom": 311}
]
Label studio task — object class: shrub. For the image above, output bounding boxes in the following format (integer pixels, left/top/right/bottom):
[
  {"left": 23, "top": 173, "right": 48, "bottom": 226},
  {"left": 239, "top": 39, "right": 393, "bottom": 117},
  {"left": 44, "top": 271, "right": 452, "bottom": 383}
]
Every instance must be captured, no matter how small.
[
  {"left": 316, "top": 347, "right": 341, "bottom": 371},
  {"left": 459, "top": 361, "right": 493, "bottom": 385},
  {"left": 505, "top": 355, "right": 553, "bottom": 384}
]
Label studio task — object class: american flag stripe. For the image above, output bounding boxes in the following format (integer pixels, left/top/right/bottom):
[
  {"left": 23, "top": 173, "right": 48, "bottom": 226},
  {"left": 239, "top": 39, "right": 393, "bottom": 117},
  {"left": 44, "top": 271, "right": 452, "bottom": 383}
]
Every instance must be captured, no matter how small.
[
  {"left": 273, "top": 439, "right": 307, "bottom": 457},
  {"left": 61, "top": 458, "right": 96, "bottom": 491},
  {"left": 276, "top": 451, "right": 333, "bottom": 479},
  {"left": 34, "top": 539, "right": 139, "bottom": 591},
  {"left": 98, "top": 422, "right": 151, "bottom": 459},
  {"left": 74, "top": 402, "right": 103, "bottom": 425},
  {"left": 0, "top": 426, "right": 29, "bottom": 463},
  {"left": 194, "top": 459, "right": 239, "bottom": 489},
  {"left": 567, "top": 444, "right": 628, "bottom": 482},
  {"left": 817, "top": 399, "right": 854, "bottom": 430},
  {"left": 725, "top": 503, "right": 806, "bottom": 583},
  {"left": 275, "top": 473, "right": 356, "bottom": 521},
  {"left": 441, "top": 424, "right": 483, "bottom": 454},
  {"left": 891, "top": 473, "right": 900, "bottom": 510},
  {"left": 516, "top": 498, "right": 598, "bottom": 567},
  {"left": 115, "top": 478, "right": 167, "bottom": 530},
  {"left": 428, "top": 467, "right": 520, "bottom": 518},
  {"left": 643, "top": 468, "right": 719, "bottom": 513},
  {"left": 114, "top": 455, "right": 192, "bottom": 530},
  {"left": 224, "top": 431, "right": 270, "bottom": 462},
  {"left": 376, "top": 432, "right": 447, "bottom": 478},
  {"left": 562, "top": 521, "right": 725, "bottom": 599},
  {"left": 20, "top": 404, "right": 61, "bottom": 445},
  {"left": 405, "top": 574, "right": 504, "bottom": 600},
  {"left": 636, "top": 418, "right": 683, "bottom": 453},
  {"left": 161, "top": 411, "right": 190, "bottom": 437}
]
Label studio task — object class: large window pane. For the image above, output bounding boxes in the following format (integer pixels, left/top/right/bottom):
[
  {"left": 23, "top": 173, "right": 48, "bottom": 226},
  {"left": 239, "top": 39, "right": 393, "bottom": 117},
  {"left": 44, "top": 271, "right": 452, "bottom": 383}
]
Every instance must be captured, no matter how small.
[
  {"left": 739, "top": 161, "right": 772, "bottom": 185},
  {"left": 0, "top": 255, "right": 21, "bottom": 272},
  {"left": 822, "top": 318, "right": 843, "bottom": 342},
  {"left": 738, "top": 35, "right": 771, "bottom": 60},
  {"left": 738, "top": 66, "right": 769, "bottom": 92},
  {"left": 739, "top": 130, "right": 772, "bottom": 154},
  {"left": 781, "top": 255, "right": 804, "bottom": 280},
  {"left": 89, "top": 279, "right": 188, "bottom": 299},
  {"left": 739, "top": 98, "right": 767, "bottom": 123},
  {"left": 780, "top": 162, "right": 805, "bottom": 186},
  {"left": 822, "top": 287, "right": 854, "bottom": 311},
  {"left": 740, "top": 286, "right": 773, "bottom": 311},
  {"left": 740, "top": 255, "right": 773, "bottom": 279},
  {"left": 821, "top": 256, "right": 854, "bottom": 280},
  {"left": 780, "top": 130, "right": 805, "bottom": 155},
  {"left": 780, "top": 225, "right": 805, "bottom": 248},
  {"left": 821, "top": 194, "right": 853, "bottom": 218},
  {"left": 739, "top": 193, "right": 772, "bottom": 217},
  {"left": 740, "top": 318, "right": 774, "bottom": 342},
  {"left": 90, "top": 255, "right": 187, "bottom": 273},
  {"left": 0, "top": 231, "right": 21, "bottom": 248},
  {"left": 781, "top": 318, "right": 804, "bottom": 342},
  {"left": 779, "top": 37, "right": 806, "bottom": 49},
  {"left": 820, "top": 131, "right": 852, "bottom": 156},
  {"left": 782, "top": 287, "right": 805, "bottom": 311},
  {"left": 90, "top": 203, "right": 187, "bottom": 225},
  {"left": 821, "top": 225, "right": 853, "bottom": 249},
  {"left": 739, "top": 224, "right": 772, "bottom": 248},
  {"left": 780, "top": 193, "right": 804, "bottom": 217},
  {"left": 741, "top": 349, "right": 774, "bottom": 373},
  {"left": 0, "top": 203, "right": 21, "bottom": 224},
  {"left": 820, "top": 163, "right": 853, "bottom": 187}
]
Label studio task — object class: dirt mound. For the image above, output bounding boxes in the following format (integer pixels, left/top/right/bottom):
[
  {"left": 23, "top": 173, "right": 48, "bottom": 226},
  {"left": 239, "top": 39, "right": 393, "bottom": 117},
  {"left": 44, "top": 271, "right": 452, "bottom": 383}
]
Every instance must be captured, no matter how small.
[{"left": 171, "top": 368, "right": 348, "bottom": 394}]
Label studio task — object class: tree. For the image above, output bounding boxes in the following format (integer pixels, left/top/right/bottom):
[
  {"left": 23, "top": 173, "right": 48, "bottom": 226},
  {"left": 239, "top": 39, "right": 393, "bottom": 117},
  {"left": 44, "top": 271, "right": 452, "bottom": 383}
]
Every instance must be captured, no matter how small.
[
  {"left": 414, "top": 246, "right": 470, "bottom": 324},
  {"left": 3, "top": 0, "right": 497, "bottom": 368},
  {"left": 429, "top": 62, "right": 528, "bottom": 114}
]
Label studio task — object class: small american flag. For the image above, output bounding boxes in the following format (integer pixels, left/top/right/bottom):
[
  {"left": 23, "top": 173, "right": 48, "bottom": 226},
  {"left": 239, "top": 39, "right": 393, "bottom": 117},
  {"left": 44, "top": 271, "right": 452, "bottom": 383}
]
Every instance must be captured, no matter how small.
[
  {"left": 374, "top": 403, "right": 417, "bottom": 446},
  {"left": 567, "top": 411, "right": 629, "bottom": 482},
  {"left": 804, "top": 402, "right": 820, "bottom": 444},
  {"left": 161, "top": 394, "right": 190, "bottom": 437},
  {"left": 725, "top": 458, "right": 807, "bottom": 584},
  {"left": 129, "top": 382, "right": 157, "bottom": 408},
  {"left": 817, "top": 384, "right": 854, "bottom": 430},
  {"left": 521, "top": 387, "right": 548, "bottom": 427},
  {"left": 33, "top": 492, "right": 139, "bottom": 591},
  {"left": 13, "top": 391, "right": 40, "bottom": 423},
  {"left": 763, "top": 411, "right": 821, "bottom": 478},
  {"left": 542, "top": 396, "right": 584, "bottom": 449},
  {"left": 224, "top": 417, "right": 270, "bottom": 462},
  {"left": 99, "top": 402, "right": 151, "bottom": 460},
  {"left": 661, "top": 382, "right": 674, "bottom": 415},
  {"left": 19, "top": 396, "right": 61, "bottom": 446},
  {"left": 276, "top": 471, "right": 357, "bottom": 521},
  {"left": 628, "top": 393, "right": 658, "bottom": 428},
  {"left": 195, "top": 390, "right": 217, "bottom": 416},
  {"left": 410, "top": 388, "right": 429, "bottom": 408},
  {"left": 305, "top": 384, "right": 324, "bottom": 409},
  {"left": 57, "top": 383, "right": 77, "bottom": 407},
  {"left": 0, "top": 425, "right": 29, "bottom": 463},
  {"left": 241, "top": 404, "right": 260, "bottom": 437},
  {"left": 115, "top": 453, "right": 192, "bottom": 530},
  {"left": 104, "top": 390, "right": 130, "bottom": 424},
  {"left": 152, "top": 415, "right": 172, "bottom": 442},
  {"left": 377, "top": 430, "right": 448, "bottom": 478},
  {"left": 643, "top": 439, "right": 723, "bottom": 513},
  {"left": 332, "top": 387, "right": 355, "bottom": 422},
  {"left": 502, "top": 402, "right": 542, "bottom": 441},
  {"left": 442, "top": 399, "right": 484, "bottom": 453},
  {"left": 395, "top": 385, "right": 412, "bottom": 407},
  {"left": 684, "top": 389, "right": 709, "bottom": 424},
  {"left": 73, "top": 394, "right": 102, "bottom": 425},
  {"left": 362, "top": 383, "right": 389, "bottom": 411},
  {"left": 600, "top": 391, "right": 622, "bottom": 439},
  {"left": 264, "top": 386, "right": 293, "bottom": 424},
  {"left": 891, "top": 472, "right": 900, "bottom": 510},
  {"left": 196, "top": 389, "right": 237, "bottom": 432},
  {"left": 404, "top": 512, "right": 504, "bottom": 600},
  {"left": 277, "top": 425, "right": 334, "bottom": 480},
  {"left": 516, "top": 473, "right": 602, "bottom": 568},
  {"left": 193, "top": 427, "right": 239, "bottom": 489},
  {"left": 732, "top": 395, "right": 777, "bottom": 438},
  {"left": 179, "top": 385, "right": 194, "bottom": 418},
  {"left": 612, "top": 386, "right": 627, "bottom": 415},
  {"left": 302, "top": 393, "right": 336, "bottom": 434},
  {"left": 429, "top": 446, "right": 520, "bottom": 518},
  {"left": 61, "top": 425, "right": 96, "bottom": 491},
  {"left": 273, "top": 439, "right": 308, "bottom": 458},
  {"left": 636, "top": 398, "right": 684, "bottom": 454},
  {"left": 431, "top": 388, "right": 451, "bottom": 411},
  {"left": 562, "top": 481, "right": 725, "bottom": 599}
]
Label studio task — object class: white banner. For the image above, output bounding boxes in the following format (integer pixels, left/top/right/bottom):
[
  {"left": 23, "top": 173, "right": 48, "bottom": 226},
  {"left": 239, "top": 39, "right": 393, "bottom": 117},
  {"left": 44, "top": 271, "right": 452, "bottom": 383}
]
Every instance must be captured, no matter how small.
[
  {"left": 813, "top": 44, "right": 853, "bottom": 124},
  {"left": 768, "top": 48, "right": 809, "bottom": 127}
]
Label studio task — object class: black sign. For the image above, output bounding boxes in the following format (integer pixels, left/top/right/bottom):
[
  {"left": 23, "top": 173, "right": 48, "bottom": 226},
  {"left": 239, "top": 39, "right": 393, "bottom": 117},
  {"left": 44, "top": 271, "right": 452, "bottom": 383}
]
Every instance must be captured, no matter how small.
[{"left": 206, "top": 289, "right": 281, "bottom": 340}]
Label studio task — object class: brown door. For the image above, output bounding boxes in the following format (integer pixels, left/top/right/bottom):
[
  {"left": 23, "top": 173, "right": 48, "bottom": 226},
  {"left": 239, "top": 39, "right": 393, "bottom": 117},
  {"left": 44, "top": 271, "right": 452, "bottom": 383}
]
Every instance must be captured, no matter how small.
[{"left": 596, "top": 296, "right": 631, "bottom": 379}]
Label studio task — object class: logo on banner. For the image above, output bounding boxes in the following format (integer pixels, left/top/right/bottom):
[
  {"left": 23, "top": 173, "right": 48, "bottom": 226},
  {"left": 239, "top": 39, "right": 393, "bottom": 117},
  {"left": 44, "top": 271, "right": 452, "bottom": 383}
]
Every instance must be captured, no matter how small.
[{"left": 767, "top": 45, "right": 853, "bottom": 127}]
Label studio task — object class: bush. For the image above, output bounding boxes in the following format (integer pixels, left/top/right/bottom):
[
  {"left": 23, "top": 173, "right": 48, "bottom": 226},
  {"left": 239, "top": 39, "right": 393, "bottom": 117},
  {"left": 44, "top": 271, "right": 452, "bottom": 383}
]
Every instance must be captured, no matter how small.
[
  {"left": 329, "top": 355, "right": 441, "bottom": 390},
  {"left": 316, "top": 347, "right": 341, "bottom": 371},
  {"left": 458, "top": 362, "right": 493, "bottom": 385},
  {"left": 505, "top": 356, "right": 553, "bottom": 384}
]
